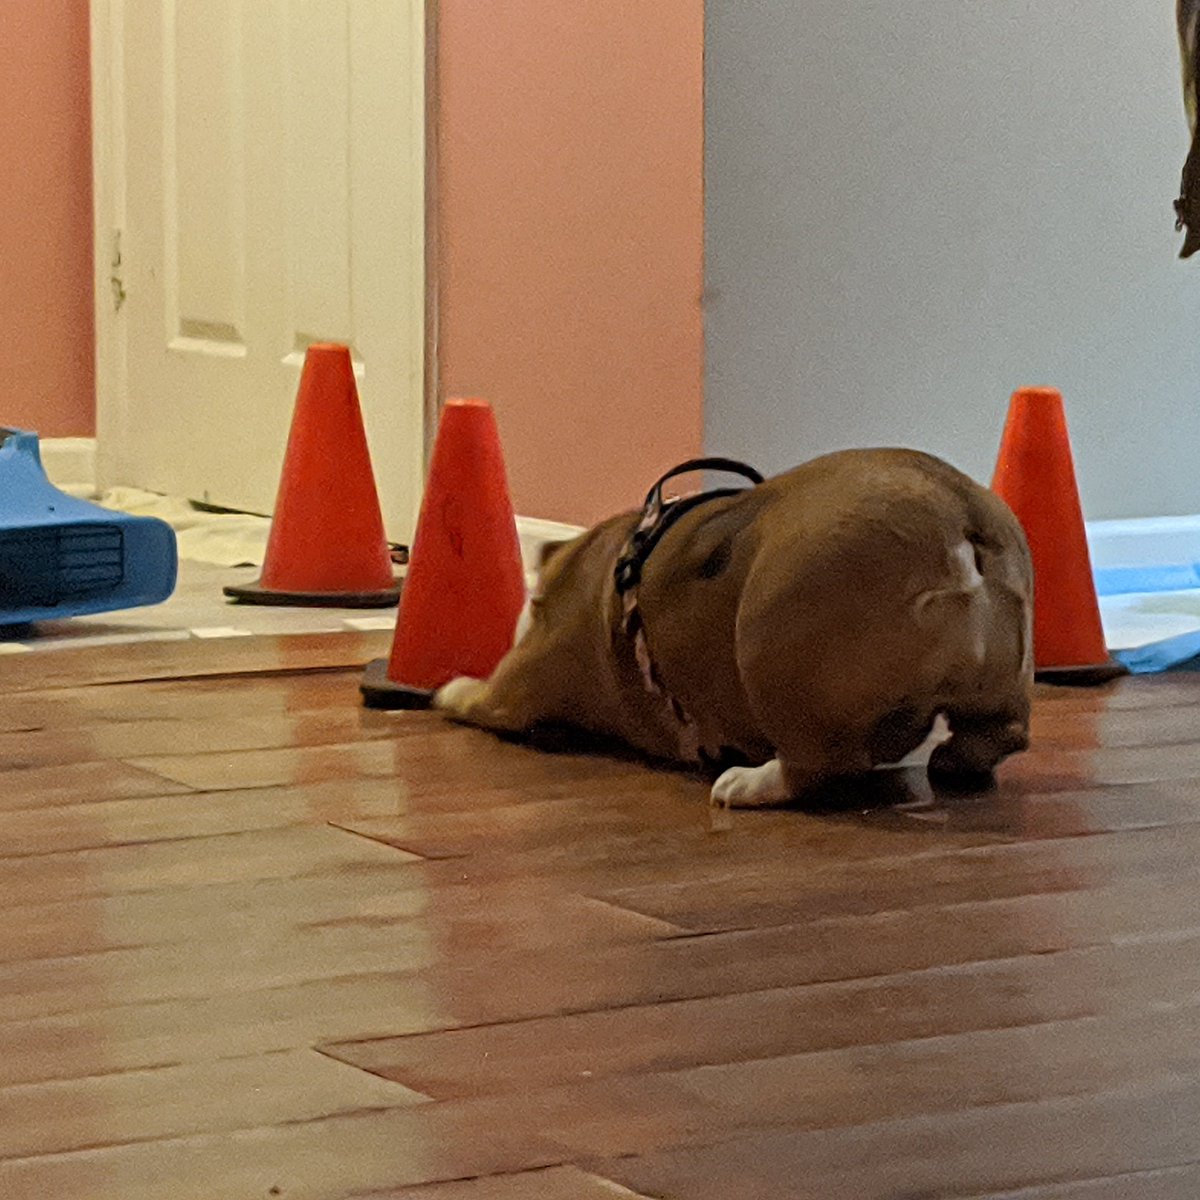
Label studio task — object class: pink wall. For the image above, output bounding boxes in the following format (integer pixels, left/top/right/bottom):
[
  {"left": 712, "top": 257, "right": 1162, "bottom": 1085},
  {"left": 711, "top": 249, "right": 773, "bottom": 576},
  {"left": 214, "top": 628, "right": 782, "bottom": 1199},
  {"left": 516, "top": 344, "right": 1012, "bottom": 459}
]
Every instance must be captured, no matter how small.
[
  {"left": 436, "top": 0, "right": 704, "bottom": 526},
  {"left": 0, "top": 2, "right": 96, "bottom": 436}
]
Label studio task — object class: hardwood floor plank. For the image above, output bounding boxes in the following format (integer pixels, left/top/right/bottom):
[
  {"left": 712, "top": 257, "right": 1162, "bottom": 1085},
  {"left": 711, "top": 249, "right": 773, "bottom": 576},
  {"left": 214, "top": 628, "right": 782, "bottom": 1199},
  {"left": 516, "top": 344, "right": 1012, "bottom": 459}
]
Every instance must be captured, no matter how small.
[
  {"left": 0, "top": 708, "right": 406, "bottom": 771},
  {"left": 5, "top": 1016, "right": 1200, "bottom": 1199},
  {"left": 0, "top": 868, "right": 679, "bottom": 968},
  {"left": 16, "top": 996, "right": 1197, "bottom": 1186},
  {"left": 1033, "top": 677, "right": 1200, "bottom": 711},
  {"left": 338, "top": 773, "right": 1200, "bottom": 880},
  {"left": 0, "top": 760, "right": 194, "bottom": 812},
  {"left": 0, "top": 894, "right": 679, "bottom": 1020},
  {"left": 332, "top": 782, "right": 728, "bottom": 862},
  {"left": 0, "top": 1103, "right": 561, "bottom": 1200},
  {"left": 125, "top": 740, "right": 439, "bottom": 793},
  {"left": 3, "top": 867, "right": 1197, "bottom": 1087},
  {"left": 1003, "top": 741, "right": 1200, "bottom": 787},
  {"left": 0, "top": 824, "right": 421, "bottom": 909},
  {"left": 593, "top": 818, "right": 1200, "bottom": 932},
  {"left": 967, "top": 1164, "right": 1200, "bottom": 1198},
  {"left": 358, "top": 1167, "right": 650, "bottom": 1198},
  {"left": 587, "top": 1073, "right": 1200, "bottom": 1200},
  {"left": 1, "top": 630, "right": 391, "bottom": 693},
  {"left": 0, "top": 782, "right": 411, "bottom": 857},
  {"left": 0, "top": 1049, "right": 427, "bottom": 1160},
  {"left": 0, "top": 676, "right": 404, "bottom": 799},
  {"left": 529, "top": 1003, "right": 1200, "bottom": 1159},
  {"left": 1032, "top": 702, "right": 1200, "bottom": 749},
  {"left": 0, "top": 669, "right": 371, "bottom": 733},
  {"left": 320, "top": 934, "right": 1200, "bottom": 1098},
  {"left": 123, "top": 724, "right": 657, "bottom": 795}
]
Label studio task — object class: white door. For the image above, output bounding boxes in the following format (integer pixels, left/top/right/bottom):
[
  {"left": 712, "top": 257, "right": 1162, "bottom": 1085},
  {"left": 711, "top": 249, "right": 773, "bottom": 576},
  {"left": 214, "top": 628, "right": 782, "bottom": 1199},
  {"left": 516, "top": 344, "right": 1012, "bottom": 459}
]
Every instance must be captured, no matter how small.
[{"left": 90, "top": 0, "right": 426, "bottom": 541}]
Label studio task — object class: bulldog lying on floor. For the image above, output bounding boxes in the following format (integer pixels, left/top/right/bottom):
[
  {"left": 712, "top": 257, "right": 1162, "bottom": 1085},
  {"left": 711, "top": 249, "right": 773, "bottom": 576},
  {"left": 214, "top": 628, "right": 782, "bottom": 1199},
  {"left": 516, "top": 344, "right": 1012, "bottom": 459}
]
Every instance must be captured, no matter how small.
[{"left": 435, "top": 449, "right": 1033, "bottom": 808}]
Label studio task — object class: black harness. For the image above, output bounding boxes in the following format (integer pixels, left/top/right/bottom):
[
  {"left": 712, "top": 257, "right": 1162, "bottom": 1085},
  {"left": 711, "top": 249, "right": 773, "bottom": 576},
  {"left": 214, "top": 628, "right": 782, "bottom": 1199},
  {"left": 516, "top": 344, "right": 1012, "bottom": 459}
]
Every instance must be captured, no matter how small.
[
  {"left": 614, "top": 457, "right": 764, "bottom": 596},
  {"left": 612, "top": 457, "right": 764, "bottom": 761}
]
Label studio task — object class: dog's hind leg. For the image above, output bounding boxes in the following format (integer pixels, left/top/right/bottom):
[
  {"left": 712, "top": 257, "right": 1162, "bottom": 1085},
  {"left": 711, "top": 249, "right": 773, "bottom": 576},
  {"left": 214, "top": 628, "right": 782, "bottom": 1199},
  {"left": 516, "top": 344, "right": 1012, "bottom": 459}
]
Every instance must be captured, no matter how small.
[
  {"left": 928, "top": 709, "right": 1030, "bottom": 785},
  {"left": 710, "top": 758, "right": 791, "bottom": 808},
  {"left": 709, "top": 724, "right": 876, "bottom": 808}
]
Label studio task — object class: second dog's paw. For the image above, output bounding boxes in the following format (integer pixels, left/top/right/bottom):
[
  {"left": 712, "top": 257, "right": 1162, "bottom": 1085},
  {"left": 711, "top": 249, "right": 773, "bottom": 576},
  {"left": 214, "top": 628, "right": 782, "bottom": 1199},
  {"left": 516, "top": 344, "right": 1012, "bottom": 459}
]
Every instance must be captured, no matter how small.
[
  {"left": 433, "top": 676, "right": 483, "bottom": 714},
  {"left": 711, "top": 759, "right": 791, "bottom": 809}
]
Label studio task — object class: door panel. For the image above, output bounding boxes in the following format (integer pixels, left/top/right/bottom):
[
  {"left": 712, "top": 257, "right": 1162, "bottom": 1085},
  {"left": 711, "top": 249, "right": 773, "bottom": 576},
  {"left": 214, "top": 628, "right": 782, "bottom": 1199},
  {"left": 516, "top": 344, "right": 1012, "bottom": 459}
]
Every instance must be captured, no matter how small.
[{"left": 95, "top": 0, "right": 425, "bottom": 539}]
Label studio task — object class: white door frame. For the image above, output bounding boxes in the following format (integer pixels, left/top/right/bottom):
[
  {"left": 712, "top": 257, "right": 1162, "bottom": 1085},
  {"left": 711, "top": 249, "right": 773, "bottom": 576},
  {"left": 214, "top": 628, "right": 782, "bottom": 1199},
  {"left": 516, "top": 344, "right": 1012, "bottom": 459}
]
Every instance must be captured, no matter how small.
[
  {"left": 422, "top": 0, "right": 441, "bottom": 472},
  {"left": 89, "top": 0, "right": 434, "bottom": 536},
  {"left": 88, "top": 0, "right": 127, "bottom": 493}
]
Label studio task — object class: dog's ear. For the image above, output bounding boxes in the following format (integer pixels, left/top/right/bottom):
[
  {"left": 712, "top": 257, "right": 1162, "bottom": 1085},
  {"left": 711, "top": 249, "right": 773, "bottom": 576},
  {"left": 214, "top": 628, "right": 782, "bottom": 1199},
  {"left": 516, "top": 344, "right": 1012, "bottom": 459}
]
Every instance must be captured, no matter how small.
[
  {"left": 530, "top": 536, "right": 577, "bottom": 600},
  {"left": 538, "top": 539, "right": 572, "bottom": 572}
]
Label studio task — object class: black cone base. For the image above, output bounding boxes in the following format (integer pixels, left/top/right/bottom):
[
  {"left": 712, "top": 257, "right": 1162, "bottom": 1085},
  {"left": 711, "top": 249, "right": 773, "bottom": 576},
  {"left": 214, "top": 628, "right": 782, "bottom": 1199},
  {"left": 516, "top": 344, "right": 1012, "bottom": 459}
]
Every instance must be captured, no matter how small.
[
  {"left": 359, "top": 657, "right": 435, "bottom": 710},
  {"left": 223, "top": 578, "right": 401, "bottom": 609}
]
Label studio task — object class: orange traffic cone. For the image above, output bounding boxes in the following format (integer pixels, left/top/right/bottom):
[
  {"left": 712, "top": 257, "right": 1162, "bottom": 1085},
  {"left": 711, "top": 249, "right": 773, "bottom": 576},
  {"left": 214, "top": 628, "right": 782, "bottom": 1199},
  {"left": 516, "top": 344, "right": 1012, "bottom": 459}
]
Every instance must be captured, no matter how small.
[
  {"left": 991, "top": 386, "right": 1126, "bottom": 685},
  {"left": 360, "top": 398, "right": 526, "bottom": 709},
  {"left": 224, "top": 343, "right": 401, "bottom": 608}
]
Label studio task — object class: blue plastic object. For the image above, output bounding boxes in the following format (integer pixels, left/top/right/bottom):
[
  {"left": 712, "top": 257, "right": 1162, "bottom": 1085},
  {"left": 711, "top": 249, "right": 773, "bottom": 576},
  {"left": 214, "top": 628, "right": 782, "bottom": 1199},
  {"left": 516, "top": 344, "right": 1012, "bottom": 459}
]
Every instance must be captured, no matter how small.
[
  {"left": 0, "top": 428, "right": 177, "bottom": 626},
  {"left": 1113, "top": 631, "right": 1200, "bottom": 675}
]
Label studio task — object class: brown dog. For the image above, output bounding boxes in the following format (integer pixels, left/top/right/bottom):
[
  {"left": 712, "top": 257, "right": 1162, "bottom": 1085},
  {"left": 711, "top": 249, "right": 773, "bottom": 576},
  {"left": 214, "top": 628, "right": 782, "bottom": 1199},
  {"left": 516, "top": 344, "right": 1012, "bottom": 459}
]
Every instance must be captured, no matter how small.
[{"left": 435, "top": 449, "right": 1033, "bottom": 807}]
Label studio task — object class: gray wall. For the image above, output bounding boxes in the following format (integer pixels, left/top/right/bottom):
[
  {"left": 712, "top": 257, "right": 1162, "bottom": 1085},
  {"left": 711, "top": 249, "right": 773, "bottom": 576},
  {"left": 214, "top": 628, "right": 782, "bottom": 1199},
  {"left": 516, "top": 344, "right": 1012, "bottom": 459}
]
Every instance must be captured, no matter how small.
[{"left": 705, "top": 1, "right": 1200, "bottom": 520}]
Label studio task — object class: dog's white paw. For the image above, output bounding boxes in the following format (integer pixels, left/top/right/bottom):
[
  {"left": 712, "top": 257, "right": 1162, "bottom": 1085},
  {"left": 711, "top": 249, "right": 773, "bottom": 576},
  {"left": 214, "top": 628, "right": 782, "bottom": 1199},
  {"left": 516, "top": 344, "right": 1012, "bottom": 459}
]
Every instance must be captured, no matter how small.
[
  {"left": 711, "top": 759, "right": 791, "bottom": 809},
  {"left": 434, "top": 676, "right": 483, "bottom": 714}
]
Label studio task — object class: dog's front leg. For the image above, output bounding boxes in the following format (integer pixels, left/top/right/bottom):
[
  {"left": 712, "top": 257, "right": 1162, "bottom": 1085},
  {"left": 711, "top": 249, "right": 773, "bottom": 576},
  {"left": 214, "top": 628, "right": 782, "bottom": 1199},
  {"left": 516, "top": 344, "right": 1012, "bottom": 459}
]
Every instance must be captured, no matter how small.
[
  {"left": 434, "top": 676, "right": 491, "bottom": 722},
  {"left": 433, "top": 673, "right": 530, "bottom": 735},
  {"left": 433, "top": 621, "right": 575, "bottom": 737}
]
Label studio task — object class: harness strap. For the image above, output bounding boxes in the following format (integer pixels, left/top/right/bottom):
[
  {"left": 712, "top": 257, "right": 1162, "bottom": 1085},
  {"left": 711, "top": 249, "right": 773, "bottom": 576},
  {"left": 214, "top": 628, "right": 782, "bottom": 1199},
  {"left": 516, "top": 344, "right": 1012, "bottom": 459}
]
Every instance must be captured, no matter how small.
[
  {"left": 614, "top": 458, "right": 764, "bottom": 595},
  {"left": 613, "top": 457, "right": 764, "bottom": 762}
]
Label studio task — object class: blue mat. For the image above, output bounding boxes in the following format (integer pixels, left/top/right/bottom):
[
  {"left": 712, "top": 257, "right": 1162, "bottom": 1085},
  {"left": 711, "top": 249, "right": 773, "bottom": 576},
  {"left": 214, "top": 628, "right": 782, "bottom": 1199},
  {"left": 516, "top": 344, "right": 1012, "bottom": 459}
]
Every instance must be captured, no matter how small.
[
  {"left": 1088, "top": 560, "right": 1200, "bottom": 673},
  {"left": 1095, "top": 563, "right": 1200, "bottom": 597},
  {"left": 1112, "top": 630, "right": 1200, "bottom": 675}
]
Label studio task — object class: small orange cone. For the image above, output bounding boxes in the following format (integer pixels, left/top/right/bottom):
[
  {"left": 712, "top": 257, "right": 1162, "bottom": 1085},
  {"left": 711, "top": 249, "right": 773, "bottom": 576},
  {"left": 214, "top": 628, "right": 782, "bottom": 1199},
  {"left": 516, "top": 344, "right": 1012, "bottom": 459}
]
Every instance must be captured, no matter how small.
[
  {"left": 360, "top": 398, "right": 525, "bottom": 709},
  {"left": 991, "top": 386, "right": 1126, "bottom": 685},
  {"left": 224, "top": 343, "right": 401, "bottom": 608}
]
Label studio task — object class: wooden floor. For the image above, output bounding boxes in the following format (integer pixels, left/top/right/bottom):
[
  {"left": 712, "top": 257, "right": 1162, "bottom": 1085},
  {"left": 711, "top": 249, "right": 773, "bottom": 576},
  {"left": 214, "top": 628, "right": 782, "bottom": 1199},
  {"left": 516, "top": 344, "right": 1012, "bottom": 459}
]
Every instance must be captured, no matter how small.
[{"left": 4, "top": 632, "right": 1200, "bottom": 1198}]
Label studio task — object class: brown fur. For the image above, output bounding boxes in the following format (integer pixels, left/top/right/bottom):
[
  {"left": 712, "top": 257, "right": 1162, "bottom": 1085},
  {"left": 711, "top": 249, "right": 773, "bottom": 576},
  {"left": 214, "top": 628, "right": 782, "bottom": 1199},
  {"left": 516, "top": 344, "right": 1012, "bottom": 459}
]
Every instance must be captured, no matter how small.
[{"left": 435, "top": 449, "right": 1034, "bottom": 806}]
